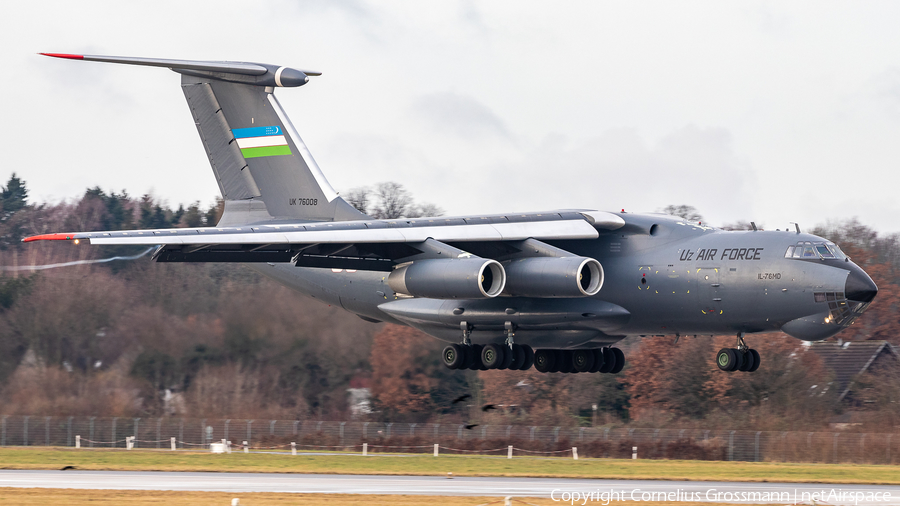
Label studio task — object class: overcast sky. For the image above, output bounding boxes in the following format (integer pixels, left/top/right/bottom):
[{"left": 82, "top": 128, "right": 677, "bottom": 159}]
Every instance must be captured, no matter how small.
[{"left": 2, "top": 1, "right": 899, "bottom": 232}]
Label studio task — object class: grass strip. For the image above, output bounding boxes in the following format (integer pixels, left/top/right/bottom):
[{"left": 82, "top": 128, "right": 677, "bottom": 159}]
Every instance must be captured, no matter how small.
[{"left": 0, "top": 447, "right": 899, "bottom": 484}]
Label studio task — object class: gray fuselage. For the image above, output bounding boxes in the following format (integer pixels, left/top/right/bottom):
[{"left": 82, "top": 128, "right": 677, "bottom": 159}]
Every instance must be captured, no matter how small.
[{"left": 252, "top": 212, "right": 876, "bottom": 349}]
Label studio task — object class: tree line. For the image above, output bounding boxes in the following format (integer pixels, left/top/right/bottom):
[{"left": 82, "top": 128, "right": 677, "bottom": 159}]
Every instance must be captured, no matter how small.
[{"left": 0, "top": 175, "right": 898, "bottom": 430}]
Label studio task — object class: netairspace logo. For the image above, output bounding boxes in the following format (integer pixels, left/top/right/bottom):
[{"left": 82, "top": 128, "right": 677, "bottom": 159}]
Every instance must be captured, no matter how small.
[{"left": 549, "top": 488, "right": 895, "bottom": 505}]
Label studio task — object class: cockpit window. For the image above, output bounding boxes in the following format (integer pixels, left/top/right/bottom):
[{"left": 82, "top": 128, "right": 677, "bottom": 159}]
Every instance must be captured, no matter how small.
[
  {"left": 802, "top": 243, "right": 816, "bottom": 258},
  {"left": 816, "top": 245, "right": 834, "bottom": 258},
  {"left": 828, "top": 243, "right": 847, "bottom": 259},
  {"left": 786, "top": 241, "right": 847, "bottom": 261}
]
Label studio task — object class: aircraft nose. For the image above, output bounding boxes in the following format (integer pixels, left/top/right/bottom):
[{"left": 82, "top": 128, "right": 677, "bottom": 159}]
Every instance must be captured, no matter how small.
[{"left": 845, "top": 266, "right": 877, "bottom": 303}]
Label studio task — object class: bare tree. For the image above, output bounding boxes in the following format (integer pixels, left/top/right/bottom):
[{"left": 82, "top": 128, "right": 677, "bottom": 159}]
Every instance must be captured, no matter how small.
[
  {"left": 345, "top": 186, "right": 372, "bottom": 215},
  {"left": 720, "top": 221, "right": 757, "bottom": 231},
  {"left": 660, "top": 205, "right": 703, "bottom": 222},
  {"left": 369, "top": 325, "right": 438, "bottom": 415},
  {"left": 371, "top": 182, "right": 413, "bottom": 219},
  {"left": 407, "top": 202, "right": 445, "bottom": 218},
  {"left": 343, "top": 181, "right": 444, "bottom": 219}
]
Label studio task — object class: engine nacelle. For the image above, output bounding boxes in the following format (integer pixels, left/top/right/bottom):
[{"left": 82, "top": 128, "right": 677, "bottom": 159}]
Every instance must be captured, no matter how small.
[
  {"left": 503, "top": 257, "right": 603, "bottom": 297},
  {"left": 388, "top": 258, "right": 506, "bottom": 299}
]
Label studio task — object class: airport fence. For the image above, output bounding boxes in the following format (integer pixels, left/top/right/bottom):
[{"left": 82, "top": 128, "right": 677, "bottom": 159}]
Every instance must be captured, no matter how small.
[{"left": 0, "top": 415, "right": 898, "bottom": 464}]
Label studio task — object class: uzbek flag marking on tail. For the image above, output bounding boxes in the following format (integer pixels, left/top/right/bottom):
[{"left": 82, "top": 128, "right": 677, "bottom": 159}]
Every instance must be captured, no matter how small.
[{"left": 232, "top": 126, "right": 292, "bottom": 158}]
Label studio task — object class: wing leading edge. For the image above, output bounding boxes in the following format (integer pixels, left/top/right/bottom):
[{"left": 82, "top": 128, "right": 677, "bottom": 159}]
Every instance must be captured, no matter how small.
[
  {"left": 25, "top": 211, "right": 621, "bottom": 246},
  {"left": 24, "top": 211, "right": 624, "bottom": 271}
]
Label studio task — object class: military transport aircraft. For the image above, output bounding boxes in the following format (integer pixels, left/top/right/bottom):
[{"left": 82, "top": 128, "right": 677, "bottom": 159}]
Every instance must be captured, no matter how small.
[{"left": 26, "top": 54, "right": 878, "bottom": 375}]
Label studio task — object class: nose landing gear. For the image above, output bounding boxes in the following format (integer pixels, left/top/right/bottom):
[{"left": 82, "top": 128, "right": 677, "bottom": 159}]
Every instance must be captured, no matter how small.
[{"left": 716, "top": 333, "right": 761, "bottom": 372}]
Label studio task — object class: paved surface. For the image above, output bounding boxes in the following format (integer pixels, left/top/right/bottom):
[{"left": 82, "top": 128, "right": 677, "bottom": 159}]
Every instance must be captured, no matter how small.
[{"left": 1, "top": 470, "right": 899, "bottom": 504}]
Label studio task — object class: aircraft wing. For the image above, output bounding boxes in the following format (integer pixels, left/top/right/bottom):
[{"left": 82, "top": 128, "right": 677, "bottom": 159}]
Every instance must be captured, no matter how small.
[{"left": 24, "top": 210, "right": 624, "bottom": 271}]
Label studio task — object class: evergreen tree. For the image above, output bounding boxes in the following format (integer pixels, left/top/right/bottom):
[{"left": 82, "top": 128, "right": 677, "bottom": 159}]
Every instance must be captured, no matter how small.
[
  {"left": 1, "top": 173, "right": 28, "bottom": 218},
  {"left": 183, "top": 202, "right": 204, "bottom": 228},
  {"left": 0, "top": 173, "right": 28, "bottom": 247}
]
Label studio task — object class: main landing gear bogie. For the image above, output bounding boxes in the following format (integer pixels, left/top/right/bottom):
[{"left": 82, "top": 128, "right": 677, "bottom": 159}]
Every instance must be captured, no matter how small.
[
  {"left": 442, "top": 321, "right": 625, "bottom": 373},
  {"left": 442, "top": 343, "right": 535, "bottom": 371},
  {"left": 443, "top": 344, "right": 625, "bottom": 374},
  {"left": 533, "top": 347, "right": 624, "bottom": 374}
]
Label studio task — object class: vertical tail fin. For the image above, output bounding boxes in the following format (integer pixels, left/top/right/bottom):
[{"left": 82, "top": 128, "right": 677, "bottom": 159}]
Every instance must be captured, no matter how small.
[
  {"left": 182, "top": 75, "right": 366, "bottom": 225},
  {"left": 41, "top": 53, "right": 366, "bottom": 225}
]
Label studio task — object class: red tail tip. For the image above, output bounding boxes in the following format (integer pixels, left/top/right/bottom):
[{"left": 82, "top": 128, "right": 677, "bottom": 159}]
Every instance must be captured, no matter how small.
[{"left": 39, "top": 53, "right": 84, "bottom": 60}]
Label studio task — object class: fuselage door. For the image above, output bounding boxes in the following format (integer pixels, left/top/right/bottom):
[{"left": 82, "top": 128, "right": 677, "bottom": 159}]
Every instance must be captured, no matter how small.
[{"left": 697, "top": 267, "right": 721, "bottom": 315}]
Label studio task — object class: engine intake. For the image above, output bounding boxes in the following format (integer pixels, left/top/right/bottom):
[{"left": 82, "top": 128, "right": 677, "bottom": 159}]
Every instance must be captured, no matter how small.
[
  {"left": 503, "top": 257, "right": 603, "bottom": 297},
  {"left": 388, "top": 258, "right": 506, "bottom": 299}
]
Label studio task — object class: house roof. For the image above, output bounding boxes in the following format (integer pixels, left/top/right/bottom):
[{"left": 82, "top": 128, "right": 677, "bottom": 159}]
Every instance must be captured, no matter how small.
[{"left": 809, "top": 340, "right": 898, "bottom": 400}]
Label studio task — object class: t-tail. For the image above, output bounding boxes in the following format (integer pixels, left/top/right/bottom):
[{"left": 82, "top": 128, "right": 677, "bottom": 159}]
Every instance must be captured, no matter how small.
[{"left": 41, "top": 53, "right": 366, "bottom": 225}]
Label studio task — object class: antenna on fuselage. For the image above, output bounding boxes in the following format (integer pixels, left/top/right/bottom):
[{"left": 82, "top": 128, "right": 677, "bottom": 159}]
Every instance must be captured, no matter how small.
[
  {"left": 790, "top": 222, "right": 801, "bottom": 234},
  {"left": 750, "top": 222, "right": 758, "bottom": 231}
]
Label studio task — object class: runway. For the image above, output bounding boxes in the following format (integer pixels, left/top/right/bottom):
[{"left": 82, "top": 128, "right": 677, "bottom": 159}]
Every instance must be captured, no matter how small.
[{"left": 1, "top": 470, "right": 899, "bottom": 505}]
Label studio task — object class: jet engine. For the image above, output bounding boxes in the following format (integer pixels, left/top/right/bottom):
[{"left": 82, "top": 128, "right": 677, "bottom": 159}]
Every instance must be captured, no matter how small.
[
  {"left": 503, "top": 256, "right": 603, "bottom": 297},
  {"left": 388, "top": 258, "right": 506, "bottom": 299}
]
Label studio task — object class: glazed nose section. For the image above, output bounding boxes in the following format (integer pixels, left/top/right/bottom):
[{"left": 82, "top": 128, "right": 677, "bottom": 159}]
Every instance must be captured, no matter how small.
[{"left": 845, "top": 266, "right": 878, "bottom": 302}]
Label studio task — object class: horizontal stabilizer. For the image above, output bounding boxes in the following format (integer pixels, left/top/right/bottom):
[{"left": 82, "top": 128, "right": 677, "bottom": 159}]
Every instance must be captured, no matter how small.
[{"left": 40, "top": 53, "right": 321, "bottom": 87}]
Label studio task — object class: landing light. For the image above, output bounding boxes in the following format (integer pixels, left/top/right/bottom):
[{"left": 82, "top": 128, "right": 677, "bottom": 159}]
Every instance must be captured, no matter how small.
[{"left": 73, "top": 239, "right": 80, "bottom": 245}]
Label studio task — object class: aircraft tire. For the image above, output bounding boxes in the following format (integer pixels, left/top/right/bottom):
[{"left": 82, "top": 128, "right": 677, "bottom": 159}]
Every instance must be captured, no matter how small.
[
  {"left": 589, "top": 349, "right": 604, "bottom": 373},
  {"left": 442, "top": 344, "right": 465, "bottom": 369},
  {"left": 509, "top": 344, "right": 526, "bottom": 370},
  {"left": 610, "top": 348, "right": 625, "bottom": 374},
  {"left": 499, "top": 345, "right": 514, "bottom": 370},
  {"left": 520, "top": 345, "right": 535, "bottom": 370},
  {"left": 551, "top": 350, "right": 564, "bottom": 373},
  {"left": 506, "top": 345, "right": 519, "bottom": 370},
  {"left": 546, "top": 350, "right": 561, "bottom": 372},
  {"left": 748, "top": 349, "right": 761, "bottom": 372},
  {"left": 462, "top": 345, "right": 475, "bottom": 369},
  {"left": 572, "top": 349, "right": 594, "bottom": 373},
  {"left": 716, "top": 348, "right": 738, "bottom": 371},
  {"left": 549, "top": 358, "right": 561, "bottom": 373},
  {"left": 534, "top": 349, "right": 555, "bottom": 373},
  {"left": 558, "top": 350, "right": 574, "bottom": 373},
  {"left": 468, "top": 344, "right": 484, "bottom": 370},
  {"left": 731, "top": 348, "right": 744, "bottom": 371},
  {"left": 482, "top": 344, "right": 504, "bottom": 369},
  {"left": 598, "top": 348, "right": 615, "bottom": 373},
  {"left": 738, "top": 350, "right": 753, "bottom": 372}
]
